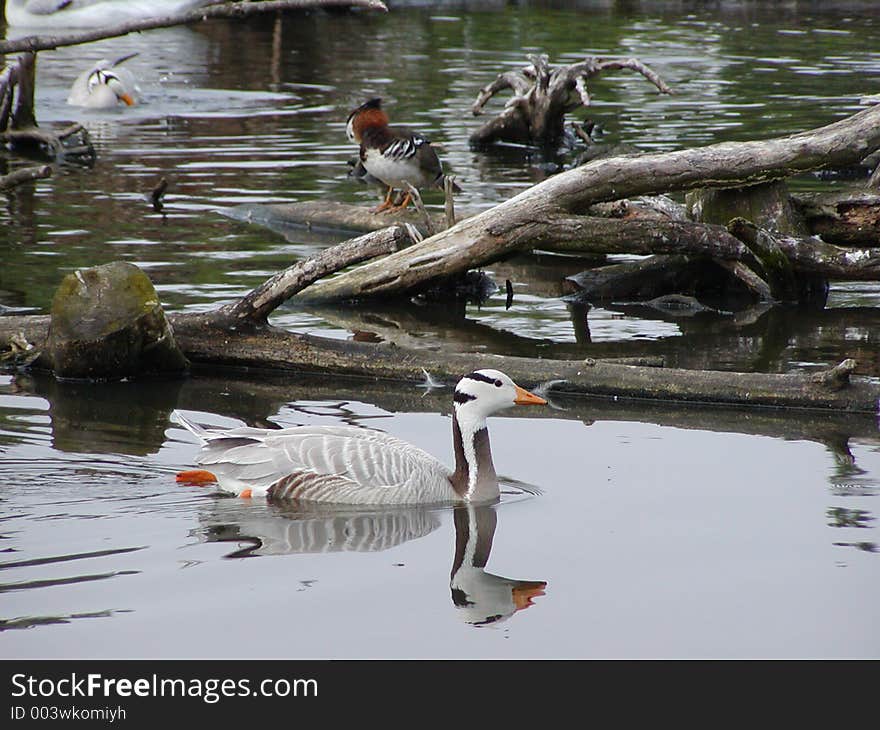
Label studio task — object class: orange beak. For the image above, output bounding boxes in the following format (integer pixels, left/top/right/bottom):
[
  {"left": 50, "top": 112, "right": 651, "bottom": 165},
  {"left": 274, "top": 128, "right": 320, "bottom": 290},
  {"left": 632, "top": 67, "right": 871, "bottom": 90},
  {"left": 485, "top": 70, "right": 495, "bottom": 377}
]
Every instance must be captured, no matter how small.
[
  {"left": 119, "top": 93, "right": 135, "bottom": 106},
  {"left": 512, "top": 581, "right": 547, "bottom": 611},
  {"left": 514, "top": 384, "right": 547, "bottom": 406}
]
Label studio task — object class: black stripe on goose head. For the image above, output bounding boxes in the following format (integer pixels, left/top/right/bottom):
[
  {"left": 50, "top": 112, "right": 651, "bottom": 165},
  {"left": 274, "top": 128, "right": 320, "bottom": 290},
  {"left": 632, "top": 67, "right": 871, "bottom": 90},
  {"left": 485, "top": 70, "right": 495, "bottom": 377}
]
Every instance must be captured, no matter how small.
[
  {"left": 453, "top": 390, "right": 476, "bottom": 404},
  {"left": 463, "top": 371, "right": 503, "bottom": 387}
]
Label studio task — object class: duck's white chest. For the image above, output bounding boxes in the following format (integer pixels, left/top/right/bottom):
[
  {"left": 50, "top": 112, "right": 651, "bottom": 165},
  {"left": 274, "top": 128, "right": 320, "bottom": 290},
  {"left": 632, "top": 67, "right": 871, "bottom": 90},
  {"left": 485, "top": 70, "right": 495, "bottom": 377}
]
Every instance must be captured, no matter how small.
[{"left": 362, "top": 147, "right": 430, "bottom": 189}]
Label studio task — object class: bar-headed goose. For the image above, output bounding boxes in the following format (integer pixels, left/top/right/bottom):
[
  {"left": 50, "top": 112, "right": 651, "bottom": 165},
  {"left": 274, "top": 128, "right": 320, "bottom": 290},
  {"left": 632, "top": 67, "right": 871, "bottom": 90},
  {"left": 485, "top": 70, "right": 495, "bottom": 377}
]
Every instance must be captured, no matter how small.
[
  {"left": 5, "top": 0, "right": 218, "bottom": 29},
  {"left": 172, "top": 369, "right": 547, "bottom": 505},
  {"left": 67, "top": 54, "right": 140, "bottom": 109}
]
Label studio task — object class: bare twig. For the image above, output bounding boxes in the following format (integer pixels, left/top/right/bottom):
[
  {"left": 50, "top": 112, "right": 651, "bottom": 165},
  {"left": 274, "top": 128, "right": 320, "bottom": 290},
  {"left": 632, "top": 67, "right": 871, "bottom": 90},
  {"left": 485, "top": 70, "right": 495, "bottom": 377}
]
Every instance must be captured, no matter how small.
[
  {"left": 151, "top": 177, "right": 169, "bottom": 212},
  {"left": 593, "top": 58, "right": 674, "bottom": 96},
  {"left": 402, "top": 183, "right": 436, "bottom": 237},
  {"left": 472, "top": 70, "right": 535, "bottom": 115},
  {"left": 444, "top": 176, "right": 457, "bottom": 229},
  {"left": 0, "top": 0, "right": 388, "bottom": 54}
]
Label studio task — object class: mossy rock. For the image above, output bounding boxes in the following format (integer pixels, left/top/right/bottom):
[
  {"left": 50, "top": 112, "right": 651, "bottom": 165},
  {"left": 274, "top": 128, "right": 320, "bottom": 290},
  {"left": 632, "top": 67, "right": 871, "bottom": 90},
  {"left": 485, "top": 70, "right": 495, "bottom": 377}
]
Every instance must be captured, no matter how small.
[{"left": 47, "top": 261, "right": 189, "bottom": 380}]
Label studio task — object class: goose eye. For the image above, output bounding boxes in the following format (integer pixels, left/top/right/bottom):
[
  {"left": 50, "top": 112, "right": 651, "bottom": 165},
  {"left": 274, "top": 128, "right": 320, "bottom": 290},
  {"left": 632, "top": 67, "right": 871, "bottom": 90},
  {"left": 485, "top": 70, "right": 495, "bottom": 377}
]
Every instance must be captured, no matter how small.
[{"left": 494, "top": 379, "right": 502, "bottom": 387}]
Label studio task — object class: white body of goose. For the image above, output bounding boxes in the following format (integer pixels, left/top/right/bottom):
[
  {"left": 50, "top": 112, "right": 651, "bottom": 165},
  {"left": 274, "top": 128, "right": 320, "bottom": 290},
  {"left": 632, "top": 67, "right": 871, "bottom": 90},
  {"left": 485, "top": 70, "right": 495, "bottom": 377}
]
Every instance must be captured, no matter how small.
[
  {"left": 172, "top": 369, "right": 546, "bottom": 505},
  {"left": 4, "top": 0, "right": 218, "bottom": 29},
  {"left": 67, "top": 55, "right": 139, "bottom": 108}
]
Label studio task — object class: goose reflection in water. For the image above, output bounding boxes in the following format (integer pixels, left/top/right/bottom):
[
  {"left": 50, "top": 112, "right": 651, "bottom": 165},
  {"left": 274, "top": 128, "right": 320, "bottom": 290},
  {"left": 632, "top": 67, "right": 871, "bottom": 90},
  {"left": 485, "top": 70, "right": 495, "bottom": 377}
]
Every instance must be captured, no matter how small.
[{"left": 199, "top": 501, "right": 546, "bottom": 627}]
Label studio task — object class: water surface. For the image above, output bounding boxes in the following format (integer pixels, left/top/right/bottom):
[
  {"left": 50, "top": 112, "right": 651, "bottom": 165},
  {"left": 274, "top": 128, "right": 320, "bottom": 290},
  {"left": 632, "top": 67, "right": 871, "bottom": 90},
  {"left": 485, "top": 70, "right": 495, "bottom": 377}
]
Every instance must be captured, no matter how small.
[{"left": 1, "top": 2, "right": 879, "bottom": 658}]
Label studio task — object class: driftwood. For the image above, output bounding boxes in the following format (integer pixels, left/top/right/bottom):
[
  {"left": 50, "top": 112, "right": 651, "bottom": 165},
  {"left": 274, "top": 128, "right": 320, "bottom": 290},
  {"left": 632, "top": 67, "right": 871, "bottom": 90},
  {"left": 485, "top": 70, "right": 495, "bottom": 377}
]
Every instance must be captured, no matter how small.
[
  {"left": 1, "top": 53, "right": 95, "bottom": 164},
  {"left": 790, "top": 191, "right": 880, "bottom": 246},
  {"left": 0, "top": 0, "right": 388, "bottom": 55},
  {"left": 2, "top": 121, "right": 95, "bottom": 161},
  {"left": 0, "top": 52, "right": 36, "bottom": 131},
  {"left": 3, "top": 43, "right": 879, "bottom": 412},
  {"left": 470, "top": 53, "right": 673, "bottom": 148},
  {"left": 217, "top": 225, "right": 416, "bottom": 325},
  {"left": 293, "top": 103, "right": 880, "bottom": 304},
  {"left": 0, "top": 164, "right": 51, "bottom": 190},
  {"left": 2, "top": 311, "right": 878, "bottom": 413}
]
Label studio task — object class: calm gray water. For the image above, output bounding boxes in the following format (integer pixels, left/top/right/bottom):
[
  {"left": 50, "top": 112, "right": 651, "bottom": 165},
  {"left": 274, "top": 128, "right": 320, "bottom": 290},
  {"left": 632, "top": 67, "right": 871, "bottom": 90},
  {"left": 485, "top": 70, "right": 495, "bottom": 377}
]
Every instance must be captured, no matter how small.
[{"left": 1, "top": 2, "right": 879, "bottom": 658}]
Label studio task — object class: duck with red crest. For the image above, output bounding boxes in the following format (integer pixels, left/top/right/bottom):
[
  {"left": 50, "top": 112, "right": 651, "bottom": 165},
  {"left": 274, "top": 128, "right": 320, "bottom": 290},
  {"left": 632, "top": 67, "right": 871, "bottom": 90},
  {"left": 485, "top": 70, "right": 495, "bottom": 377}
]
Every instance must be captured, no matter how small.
[{"left": 346, "top": 98, "right": 461, "bottom": 214}]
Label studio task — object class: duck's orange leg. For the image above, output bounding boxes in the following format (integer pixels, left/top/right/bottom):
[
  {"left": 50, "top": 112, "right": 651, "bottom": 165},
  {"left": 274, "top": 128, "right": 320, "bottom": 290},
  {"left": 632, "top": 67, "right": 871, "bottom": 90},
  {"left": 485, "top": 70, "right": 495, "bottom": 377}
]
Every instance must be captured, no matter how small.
[
  {"left": 384, "top": 191, "right": 412, "bottom": 214},
  {"left": 372, "top": 187, "right": 396, "bottom": 213},
  {"left": 176, "top": 469, "right": 217, "bottom": 485}
]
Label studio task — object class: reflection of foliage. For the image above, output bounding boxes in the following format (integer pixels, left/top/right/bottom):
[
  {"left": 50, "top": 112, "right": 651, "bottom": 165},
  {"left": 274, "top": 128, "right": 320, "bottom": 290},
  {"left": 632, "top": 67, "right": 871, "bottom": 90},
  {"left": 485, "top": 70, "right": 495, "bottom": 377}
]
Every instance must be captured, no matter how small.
[
  {"left": 832, "top": 542, "right": 878, "bottom": 553},
  {"left": 826, "top": 507, "right": 874, "bottom": 529}
]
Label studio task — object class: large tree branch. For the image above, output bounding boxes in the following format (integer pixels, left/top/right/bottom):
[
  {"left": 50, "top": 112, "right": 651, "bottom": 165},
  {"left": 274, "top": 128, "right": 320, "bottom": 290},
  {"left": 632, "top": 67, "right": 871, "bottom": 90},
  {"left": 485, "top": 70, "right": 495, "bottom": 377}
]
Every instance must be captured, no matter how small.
[
  {"left": 218, "top": 225, "right": 415, "bottom": 324},
  {"left": 0, "top": 0, "right": 387, "bottom": 54},
  {"left": 0, "top": 164, "right": 52, "bottom": 190}
]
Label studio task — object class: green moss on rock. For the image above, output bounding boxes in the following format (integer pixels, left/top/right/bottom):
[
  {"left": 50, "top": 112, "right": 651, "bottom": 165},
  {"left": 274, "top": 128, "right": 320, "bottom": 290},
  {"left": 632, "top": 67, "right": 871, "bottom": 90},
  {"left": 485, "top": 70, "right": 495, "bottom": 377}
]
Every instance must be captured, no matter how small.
[{"left": 47, "top": 261, "right": 189, "bottom": 380}]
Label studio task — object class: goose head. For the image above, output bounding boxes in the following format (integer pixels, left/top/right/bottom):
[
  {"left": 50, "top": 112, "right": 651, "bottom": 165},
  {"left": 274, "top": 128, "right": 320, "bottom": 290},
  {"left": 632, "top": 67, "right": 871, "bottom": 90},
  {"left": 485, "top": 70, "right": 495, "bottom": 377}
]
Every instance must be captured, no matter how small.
[
  {"left": 450, "top": 369, "right": 546, "bottom": 503},
  {"left": 87, "top": 68, "right": 136, "bottom": 107},
  {"left": 67, "top": 56, "right": 139, "bottom": 109}
]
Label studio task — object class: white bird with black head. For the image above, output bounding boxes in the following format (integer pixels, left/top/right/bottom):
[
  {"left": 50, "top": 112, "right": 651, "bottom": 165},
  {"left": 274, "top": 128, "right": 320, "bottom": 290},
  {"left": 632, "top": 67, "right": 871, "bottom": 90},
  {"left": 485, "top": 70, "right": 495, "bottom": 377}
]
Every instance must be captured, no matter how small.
[{"left": 67, "top": 53, "right": 140, "bottom": 109}]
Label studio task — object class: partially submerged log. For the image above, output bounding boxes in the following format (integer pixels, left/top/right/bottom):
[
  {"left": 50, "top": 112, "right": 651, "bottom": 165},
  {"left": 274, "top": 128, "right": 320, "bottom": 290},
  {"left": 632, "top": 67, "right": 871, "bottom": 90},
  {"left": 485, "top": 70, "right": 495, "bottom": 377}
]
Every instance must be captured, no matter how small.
[
  {"left": 0, "top": 164, "right": 51, "bottom": 190},
  {"left": 470, "top": 53, "right": 672, "bottom": 148},
  {"left": 2, "top": 308, "right": 879, "bottom": 413},
  {"left": 217, "top": 225, "right": 416, "bottom": 325},
  {"left": 221, "top": 201, "right": 447, "bottom": 238},
  {"left": 563, "top": 255, "right": 765, "bottom": 306},
  {"left": 1, "top": 54, "right": 95, "bottom": 162}
]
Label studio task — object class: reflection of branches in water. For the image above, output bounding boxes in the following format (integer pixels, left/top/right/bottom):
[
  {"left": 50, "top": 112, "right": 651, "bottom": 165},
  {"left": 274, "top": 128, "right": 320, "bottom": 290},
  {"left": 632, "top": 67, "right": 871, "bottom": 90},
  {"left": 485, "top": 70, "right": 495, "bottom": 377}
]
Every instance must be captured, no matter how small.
[
  {"left": 832, "top": 541, "right": 877, "bottom": 553},
  {"left": 278, "top": 400, "right": 391, "bottom": 429},
  {"left": 306, "top": 295, "right": 880, "bottom": 377},
  {"left": 826, "top": 507, "right": 874, "bottom": 529}
]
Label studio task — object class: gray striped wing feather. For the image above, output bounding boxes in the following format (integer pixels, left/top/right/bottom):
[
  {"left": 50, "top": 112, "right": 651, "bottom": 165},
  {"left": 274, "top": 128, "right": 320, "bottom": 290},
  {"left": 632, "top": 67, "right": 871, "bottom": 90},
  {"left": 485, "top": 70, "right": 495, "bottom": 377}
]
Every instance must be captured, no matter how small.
[{"left": 196, "top": 425, "right": 457, "bottom": 505}]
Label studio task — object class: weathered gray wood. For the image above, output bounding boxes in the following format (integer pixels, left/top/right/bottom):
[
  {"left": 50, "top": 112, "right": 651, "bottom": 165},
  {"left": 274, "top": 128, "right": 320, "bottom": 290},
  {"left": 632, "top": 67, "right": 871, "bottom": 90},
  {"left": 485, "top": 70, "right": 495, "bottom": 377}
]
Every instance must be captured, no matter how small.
[
  {"left": 687, "top": 180, "right": 807, "bottom": 235},
  {"left": 11, "top": 52, "right": 36, "bottom": 130},
  {"left": 0, "top": 1, "right": 388, "bottom": 54},
  {"left": 296, "top": 102, "right": 880, "bottom": 303},
  {"left": 0, "top": 164, "right": 51, "bottom": 190},
  {"left": 223, "top": 201, "right": 447, "bottom": 237},
  {"left": 470, "top": 54, "right": 672, "bottom": 147},
  {"left": 790, "top": 190, "right": 880, "bottom": 246},
  {"left": 218, "top": 225, "right": 415, "bottom": 324},
  {"left": 729, "top": 219, "right": 880, "bottom": 281}
]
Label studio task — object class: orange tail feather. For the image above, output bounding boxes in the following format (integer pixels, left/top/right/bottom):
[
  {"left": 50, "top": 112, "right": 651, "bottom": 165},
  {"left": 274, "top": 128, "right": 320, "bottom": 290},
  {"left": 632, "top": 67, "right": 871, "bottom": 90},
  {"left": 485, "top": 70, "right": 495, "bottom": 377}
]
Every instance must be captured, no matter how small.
[{"left": 176, "top": 469, "right": 218, "bottom": 485}]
